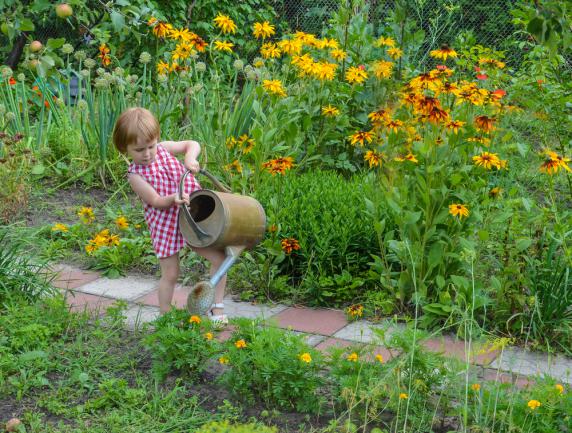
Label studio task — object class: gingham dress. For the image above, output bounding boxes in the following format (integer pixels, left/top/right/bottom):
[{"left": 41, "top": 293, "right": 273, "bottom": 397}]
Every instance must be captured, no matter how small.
[{"left": 128, "top": 143, "right": 201, "bottom": 258}]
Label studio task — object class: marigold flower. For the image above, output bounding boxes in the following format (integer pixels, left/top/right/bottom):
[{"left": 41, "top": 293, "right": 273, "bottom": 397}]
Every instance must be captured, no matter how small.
[
  {"left": 394, "top": 153, "right": 418, "bottom": 163},
  {"left": 260, "top": 42, "right": 281, "bottom": 59},
  {"left": 430, "top": 45, "right": 458, "bottom": 61},
  {"left": 527, "top": 399, "right": 541, "bottom": 410},
  {"left": 262, "top": 79, "right": 287, "bottom": 97},
  {"left": 219, "top": 356, "right": 229, "bottom": 364},
  {"left": 555, "top": 384, "right": 564, "bottom": 395},
  {"left": 214, "top": 40, "right": 234, "bottom": 53},
  {"left": 78, "top": 206, "right": 95, "bottom": 224},
  {"left": 385, "top": 119, "right": 403, "bottom": 134},
  {"left": 346, "top": 304, "right": 363, "bottom": 318},
  {"left": 169, "top": 28, "right": 194, "bottom": 42},
  {"left": 539, "top": 150, "right": 571, "bottom": 175},
  {"left": 473, "top": 152, "right": 502, "bottom": 170},
  {"left": 387, "top": 47, "right": 403, "bottom": 59},
  {"left": 281, "top": 237, "right": 300, "bottom": 254},
  {"left": 371, "top": 60, "right": 393, "bottom": 79},
  {"left": 278, "top": 39, "right": 303, "bottom": 56},
  {"left": 449, "top": 203, "right": 469, "bottom": 219},
  {"left": 97, "top": 44, "right": 111, "bottom": 67},
  {"left": 375, "top": 36, "right": 396, "bottom": 47},
  {"left": 489, "top": 187, "right": 502, "bottom": 198},
  {"left": 345, "top": 66, "right": 368, "bottom": 84},
  {"left": 235, "top": 339, "right": 247, "bottom": 349},
  {"left": 52, "top": 223, "right": 69, "bottom": 232},
  {"left": 299, "top": 353, "right": 312, "bottom": 363},
  {"left": 224, "top": 160, "right": 243, "bottom": 174},
  {"left": 253, "top": 21, "right": 275, "bottom": 39},
  {"left": 213, "top": 14, "right": 237, "bottom": 34},
  {"left": 204, "top": 332, "right": 213, "bottom": 341},
  {"left": 350, "top": 131, "right": 373, "bottom": 146},
  {"left": 368, "top": 108, "right": 392, "bottom": 124},
  {"left": 157, "top": 61, "right": 170, "bottom": 75},
  {"left": 151, "top": 20, "right": 173, "bottom": 38},
  {"left": 262, "top": 156, "right": 294, "bottom": 175},
  {"left": 399, "top": 393, "right": 408, "bottom": 400},
  {"left": 330, "top": 48, "right": 347, "bottom": 61},
  {"left": 471, "top": 383, "right": 481, "bottom": 392},
  {"left": 474, "top": 115, "right": 496, "bottom": 132},
  {"left": 115, "top": 216, "right": 129, "bottom": 230},
  {"left": 446, "top": 120, "right": 465, "bottom": 134},
  {"left": 189, "top": 315, "right": 201, "bottom": 324},
  {"left": 347, "top": 352, "right": 358, "bottom": 362},
  {"left": 364, "top": 150, "right": 384, "bottom": 168},
  {"left": 322, "top": 105, "right": 340, "bottom": 117}
]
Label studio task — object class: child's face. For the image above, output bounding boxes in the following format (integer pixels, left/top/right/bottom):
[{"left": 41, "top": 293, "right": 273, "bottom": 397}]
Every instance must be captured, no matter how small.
[{"left": 126, "top": 137, "right": 157, "bottom": 165}]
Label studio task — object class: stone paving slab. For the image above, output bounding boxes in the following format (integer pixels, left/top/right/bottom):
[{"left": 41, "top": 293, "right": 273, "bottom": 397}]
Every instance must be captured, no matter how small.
[
  {"left": 51, "top": 264, "right": 101, "bottom": 290},
  {"left": 490, "top": 347, "right": 572, "bottom": 384},
  {"left": 481, "top": 368, "right": 534, "bottom": 389},
  {"left": 75, "top": 275, "right": 157, "bottom": 301},
  {"left": 421, "top": 335, "right": 499, "bottom": 366},
  {"left": 272, "top": 307, "right": 348, "bottom": 336},
  {"left": 222, "top": 297, "right": 287, "bottom": 320},
  {"left": 64, "top": 291, "right": 117, "bottom": 314},
  {"left": 124, "top": 305, "right": 161, "bottom": 330},
  {"left": 292, "top": 331, "right": 327, "bottom": 347},
  {"left": 332, "top": 320, "right": 404, "bottom": 344}
]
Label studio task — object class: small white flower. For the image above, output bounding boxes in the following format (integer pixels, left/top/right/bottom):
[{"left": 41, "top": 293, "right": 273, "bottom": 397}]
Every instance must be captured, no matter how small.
[{"left": 139, "top": 52, "right": 152, "bottom": 64}]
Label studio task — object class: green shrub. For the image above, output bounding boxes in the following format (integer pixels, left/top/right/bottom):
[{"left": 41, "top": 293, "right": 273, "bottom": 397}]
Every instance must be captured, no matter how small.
[
  {"left": 253, "top": 170, "right": 378, "bottom": 305},
  {"left": 143, "top": 308, "right": 219, "bottom": 381},
  {"left": 220, "top": 320, "right": 324, "bottom": 413},
  {"left": 196, "top": 421, "right": 277, "bottom": 433}
]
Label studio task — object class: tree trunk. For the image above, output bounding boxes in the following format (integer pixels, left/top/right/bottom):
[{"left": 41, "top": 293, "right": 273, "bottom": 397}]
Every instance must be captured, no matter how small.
[{"left": 4, "top": 32, "right": 28, "bottom": 69}]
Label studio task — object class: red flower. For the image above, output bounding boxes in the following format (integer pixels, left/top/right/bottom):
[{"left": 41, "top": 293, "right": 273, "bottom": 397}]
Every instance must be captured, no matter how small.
[
  {"left": 358, "top": 64, "right": 366, "bottom": 70},
  {"left": 492, "top": 89, "right": 506, "bottom": 97},
  {"left": 474, "top": 66, "right": 482, "bottom": 72},
  {"left": 8, "top": 77, "right": 16, "bottom": 85},
  {"left": 436, "top": 64, "right": 447, "bottom": 70},
  {"left": 476, "top": 74, "right": 488, "bottom": 80}
]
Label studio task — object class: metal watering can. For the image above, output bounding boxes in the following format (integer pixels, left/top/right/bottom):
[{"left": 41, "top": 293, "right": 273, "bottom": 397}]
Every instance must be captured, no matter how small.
[{"left": 178, "top": 169, "right": 266, "bottom": 315}]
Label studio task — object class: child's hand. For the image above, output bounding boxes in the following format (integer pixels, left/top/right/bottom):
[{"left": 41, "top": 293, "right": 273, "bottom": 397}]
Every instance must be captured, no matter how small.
[
  {"left": 185, "top": 159, "right": 200, "bottom": 174},
  {"left": 174, "top": 193, "right": 190, "bottom": 206}
]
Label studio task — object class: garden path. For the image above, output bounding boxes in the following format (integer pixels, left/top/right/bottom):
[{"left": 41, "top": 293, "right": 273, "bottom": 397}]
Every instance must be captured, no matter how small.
[{"left": 51, "top": 264, "right": 572, "bottom": 388}]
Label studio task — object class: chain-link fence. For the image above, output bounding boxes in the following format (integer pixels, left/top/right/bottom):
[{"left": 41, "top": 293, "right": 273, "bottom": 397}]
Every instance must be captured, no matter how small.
[
  {"left": 273, "top": 0, "right": 530, "bottom": 67},
  {"left": 16, "top": 0, "right": 568, "bottom": 71}
]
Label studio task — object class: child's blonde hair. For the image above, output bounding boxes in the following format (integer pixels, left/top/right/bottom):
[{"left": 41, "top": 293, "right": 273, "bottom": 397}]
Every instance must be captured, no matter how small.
[{"left": 113, "top": 107, "right": 160, "bottom": 154}]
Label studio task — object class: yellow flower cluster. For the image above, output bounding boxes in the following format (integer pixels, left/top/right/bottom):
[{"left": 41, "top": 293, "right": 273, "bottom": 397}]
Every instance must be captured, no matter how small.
[
  {"left": 262, "top": 79, "right": 287, "bottom": 97},
  {"left": 85, "top": 229, "right": 120, "bottom": 255}
]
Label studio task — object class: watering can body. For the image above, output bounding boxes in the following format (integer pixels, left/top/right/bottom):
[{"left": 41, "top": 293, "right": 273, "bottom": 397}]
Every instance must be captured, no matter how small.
[{"left": 178, "top": 169, "right": 266, "bottom": 315}]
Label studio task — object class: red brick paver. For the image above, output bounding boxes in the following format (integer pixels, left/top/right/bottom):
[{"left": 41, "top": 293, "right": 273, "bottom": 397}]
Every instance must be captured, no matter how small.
[
  {"left": 482, "top": 368, "right": 534, "bottom": 389},
  {"left": 136, "top": 286, "right": 189, "bottom": 309},
  {"left": 51, "top": 265, "right": 101, "bottom": 290},
  {"left": 64, "top": 291, "right": 117, "bottom": 314},
  {"left": 272, "top": 307, "right": 348, "bottom": 336},
  {"left": 422, "top": 335, "right": 499, "bottom": 366}
]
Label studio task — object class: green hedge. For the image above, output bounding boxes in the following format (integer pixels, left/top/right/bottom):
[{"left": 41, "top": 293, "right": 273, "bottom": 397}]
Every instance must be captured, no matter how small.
[{"left": 253, "top": 170, "right": 378, "bottom": 305}]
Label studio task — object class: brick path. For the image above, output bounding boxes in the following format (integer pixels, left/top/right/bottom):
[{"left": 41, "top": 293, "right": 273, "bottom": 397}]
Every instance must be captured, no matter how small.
[{"left": 52, "top": 264, "right": 572, "bottom": 387}]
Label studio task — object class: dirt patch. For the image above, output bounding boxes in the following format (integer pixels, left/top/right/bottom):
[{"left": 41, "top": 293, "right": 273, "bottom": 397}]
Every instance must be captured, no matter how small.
[{"left": 24, "top": 183, "right": 139, "bottom": 228}]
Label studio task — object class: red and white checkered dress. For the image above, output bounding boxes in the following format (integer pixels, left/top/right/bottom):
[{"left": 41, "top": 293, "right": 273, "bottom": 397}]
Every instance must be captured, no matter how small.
[{"left": 128, "top": 143, "right": 201, "bottom": 258}]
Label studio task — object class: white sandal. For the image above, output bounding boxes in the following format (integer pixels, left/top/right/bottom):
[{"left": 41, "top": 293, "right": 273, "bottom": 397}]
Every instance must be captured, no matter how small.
[{"left": 208, "top": 303, "right": 228, "bottom": 325}]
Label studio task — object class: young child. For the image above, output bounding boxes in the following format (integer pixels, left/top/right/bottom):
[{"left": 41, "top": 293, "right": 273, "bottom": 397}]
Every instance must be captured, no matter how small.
[{"left": 112, "top": 107, "right": 227, "bottom": 322}]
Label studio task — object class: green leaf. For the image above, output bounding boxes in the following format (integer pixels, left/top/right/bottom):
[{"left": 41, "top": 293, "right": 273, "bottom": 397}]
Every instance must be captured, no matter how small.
[
  {"left": 515, "top": 238, "right": 532, "bottom": 252},
  {"left": 31, "top": 164, "right": 45, "bottom": 175},
  {"left": 478, "top": 230, "right": 489, "bottom": 241},
  {"left": 451, "top": 275, "right": 469, "bottom": 290},
  {"left": 427, "top": 243, "right": 443, "bottom": 272},
  {"left": 527, "top": 17, "right": 544, "bottom": 40},
  {"left": 47, "top": 38, "right": 66, "bottom": 49},
  {"left": 111, "top": 11, "right": 126, "bottom": 33},
  {"left": 19, "top": 18, "right": 35, "bottom": 31}
]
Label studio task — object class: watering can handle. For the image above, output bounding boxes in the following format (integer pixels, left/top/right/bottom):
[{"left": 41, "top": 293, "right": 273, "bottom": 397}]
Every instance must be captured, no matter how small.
[{"left": 179, "top": 169, "right": 232, "bottom": 198}]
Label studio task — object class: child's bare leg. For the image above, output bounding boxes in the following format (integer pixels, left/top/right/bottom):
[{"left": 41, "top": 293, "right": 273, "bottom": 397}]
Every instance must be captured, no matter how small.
[
  {"left": 192, "top": 247, "right": 227, "bottom": 315},
  {"left": 158, "top": 253, "right": 180, "bottom": 314}
]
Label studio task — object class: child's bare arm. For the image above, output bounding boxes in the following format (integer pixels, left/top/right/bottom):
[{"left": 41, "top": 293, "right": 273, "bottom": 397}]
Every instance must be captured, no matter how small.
[
  {"left": 161, "top": 140, "right": 201, "bottom": 173},
  {"left": 128, "top": 173, "right": 188, "bottom": 209}
]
